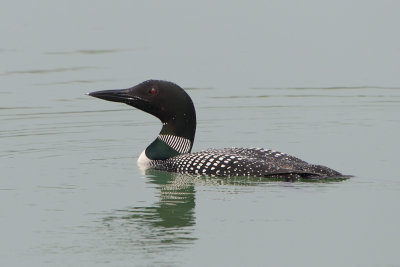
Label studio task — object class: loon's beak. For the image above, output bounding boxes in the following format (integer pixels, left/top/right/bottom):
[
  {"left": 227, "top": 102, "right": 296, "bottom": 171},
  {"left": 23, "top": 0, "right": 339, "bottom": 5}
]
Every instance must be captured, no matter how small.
[{"left": 88, "top": 88, "right": 134, "bottom": 104}]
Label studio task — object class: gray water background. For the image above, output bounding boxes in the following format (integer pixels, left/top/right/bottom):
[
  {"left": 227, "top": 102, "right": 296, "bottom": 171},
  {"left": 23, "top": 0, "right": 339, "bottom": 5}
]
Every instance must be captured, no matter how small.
[{"left": 1, "top": 1, "right": 400, "bottom": 266}]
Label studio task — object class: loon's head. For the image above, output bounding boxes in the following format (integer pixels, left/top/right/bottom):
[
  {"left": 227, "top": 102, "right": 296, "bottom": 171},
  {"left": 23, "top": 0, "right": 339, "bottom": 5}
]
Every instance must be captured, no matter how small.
[{"left": 89, "top": 80, "right": 196, "bottom": 158}]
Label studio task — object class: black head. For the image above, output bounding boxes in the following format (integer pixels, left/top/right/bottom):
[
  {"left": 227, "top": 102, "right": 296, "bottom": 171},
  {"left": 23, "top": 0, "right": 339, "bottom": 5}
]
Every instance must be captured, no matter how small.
[{"left": 88, "top": 80, "right": 196, "bottom": 141}]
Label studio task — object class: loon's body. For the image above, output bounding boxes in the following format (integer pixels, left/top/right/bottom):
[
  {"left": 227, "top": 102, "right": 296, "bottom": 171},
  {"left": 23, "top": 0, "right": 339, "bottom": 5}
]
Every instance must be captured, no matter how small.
[{"left": 89, "top": 80, "right": 344, "bottom": 179}]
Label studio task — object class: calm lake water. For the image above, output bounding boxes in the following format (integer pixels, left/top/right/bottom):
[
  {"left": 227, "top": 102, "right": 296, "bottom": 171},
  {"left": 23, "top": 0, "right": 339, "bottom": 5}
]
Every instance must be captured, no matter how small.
[{"left": 1, "top": 1, "right": 400, "bottom": 266}]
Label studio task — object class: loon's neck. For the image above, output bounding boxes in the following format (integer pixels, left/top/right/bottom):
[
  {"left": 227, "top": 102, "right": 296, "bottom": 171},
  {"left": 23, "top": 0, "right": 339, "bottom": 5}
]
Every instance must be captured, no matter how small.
[{"left": 145, "top": 111, "right": 196, "bottom": 161}]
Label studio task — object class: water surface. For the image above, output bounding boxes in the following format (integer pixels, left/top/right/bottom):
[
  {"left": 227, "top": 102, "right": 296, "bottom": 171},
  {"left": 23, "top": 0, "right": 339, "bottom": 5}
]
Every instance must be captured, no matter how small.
[{"left": 1, "top": 1, "right": 400, "bottom": 266}]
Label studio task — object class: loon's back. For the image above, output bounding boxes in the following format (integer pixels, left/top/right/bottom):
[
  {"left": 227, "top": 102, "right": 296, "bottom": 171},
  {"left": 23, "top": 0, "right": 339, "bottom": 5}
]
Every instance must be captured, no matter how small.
[{"left": 152, "top": 147, "right": 342, "bottom": 179}]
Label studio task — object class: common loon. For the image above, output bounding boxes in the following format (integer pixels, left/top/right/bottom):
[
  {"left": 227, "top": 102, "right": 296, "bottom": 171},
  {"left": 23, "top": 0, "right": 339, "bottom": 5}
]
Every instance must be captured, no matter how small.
[{"left": 89, "top": 80, "right": 344, "bottom": 180}]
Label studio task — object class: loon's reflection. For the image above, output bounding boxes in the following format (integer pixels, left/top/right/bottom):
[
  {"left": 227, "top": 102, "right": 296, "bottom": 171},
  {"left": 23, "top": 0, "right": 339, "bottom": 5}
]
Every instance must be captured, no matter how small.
[
  {"left": 139, "top": 169, "right": 196, "bottom": 228},
  {"left": 100, "top": 171, "right": 347, "bottom": 255},
  {"left": 102, "top": 170, "right": 197, "bottom": 253}
]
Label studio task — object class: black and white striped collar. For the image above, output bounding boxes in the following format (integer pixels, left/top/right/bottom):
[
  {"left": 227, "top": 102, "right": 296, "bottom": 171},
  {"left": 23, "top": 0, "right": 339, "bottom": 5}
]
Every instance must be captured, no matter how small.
[{"left": 157, "top": 134, "right": 191, "bottom": 154}]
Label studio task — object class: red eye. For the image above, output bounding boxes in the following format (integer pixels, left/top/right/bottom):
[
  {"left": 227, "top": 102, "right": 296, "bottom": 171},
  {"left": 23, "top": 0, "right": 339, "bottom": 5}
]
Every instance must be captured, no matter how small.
[{"left": 149, "top": 88, "right": 158, "bottom": 95}]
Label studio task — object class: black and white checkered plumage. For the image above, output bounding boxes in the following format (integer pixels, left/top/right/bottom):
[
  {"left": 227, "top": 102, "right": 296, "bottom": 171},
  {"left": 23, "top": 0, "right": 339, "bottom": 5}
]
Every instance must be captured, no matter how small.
[{"left": 148, "top": 147, "right": 342, "bottom": 178}]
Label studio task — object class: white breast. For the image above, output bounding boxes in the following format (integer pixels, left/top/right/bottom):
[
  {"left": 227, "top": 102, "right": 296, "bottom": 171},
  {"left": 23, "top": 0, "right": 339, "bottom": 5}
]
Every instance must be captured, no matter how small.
[{"left": 137, "top": 150, "right": 151, "bottom": 170}]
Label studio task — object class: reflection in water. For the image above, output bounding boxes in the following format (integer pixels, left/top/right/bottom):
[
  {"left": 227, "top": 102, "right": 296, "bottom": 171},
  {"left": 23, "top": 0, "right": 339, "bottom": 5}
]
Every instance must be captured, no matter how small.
[
  {"left": 102, "top": 170, "right": 197, "bottom": 256},
  {"left": 145, "top": 171, "right": 196, "bottom": 228},
  {"left": 122, "top": 170, "right": 196, "bottom": 228},
  {"left": 97, "top": 170, "right": 347, "bottom": 263}
]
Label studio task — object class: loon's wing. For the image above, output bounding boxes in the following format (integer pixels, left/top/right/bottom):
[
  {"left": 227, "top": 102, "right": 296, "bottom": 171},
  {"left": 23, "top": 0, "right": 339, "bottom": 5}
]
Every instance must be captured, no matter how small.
[
  {"left": 204, "top": 148, "right": 342, "bottom": 178},
  {"left": 201, "top": 147, "right": 308, "bottom": 165}
]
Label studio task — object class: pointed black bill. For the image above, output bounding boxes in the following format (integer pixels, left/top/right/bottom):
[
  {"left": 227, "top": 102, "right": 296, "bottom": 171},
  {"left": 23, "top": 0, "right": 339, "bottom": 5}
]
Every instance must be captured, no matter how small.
[{"left": 87, "top": 88, "right": 133, "bottom": 104}]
